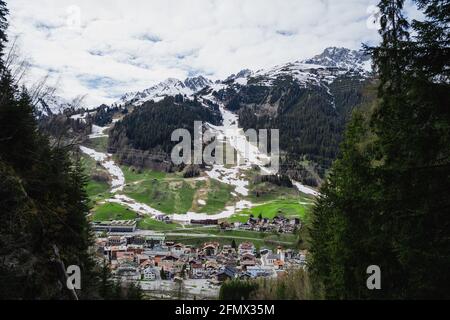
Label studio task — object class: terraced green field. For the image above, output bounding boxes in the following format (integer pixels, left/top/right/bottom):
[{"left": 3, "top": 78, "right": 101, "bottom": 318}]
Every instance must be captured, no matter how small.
[
  {"left": 138, "top": 217, "right": 181, "bottom": 230},
  {"left": 228, "top": 198, "right": 313, "bottom": 223},
  {"left": 123, "top": 178, "right": 200, "bottom": 214},
  {"left": 121, "top": 165, "right": 234, "bottom": 215},
  {"left": 121, "top": 165, "right": 167, "bottom": 183},
  {"left": 91, "top": 203, "right": 137, "bottom": 221}
]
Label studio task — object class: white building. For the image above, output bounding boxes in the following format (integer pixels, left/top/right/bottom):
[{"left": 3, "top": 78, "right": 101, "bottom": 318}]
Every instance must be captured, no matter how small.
[{"left": 142, "top": 266, "right": 159, "bottom": 281}]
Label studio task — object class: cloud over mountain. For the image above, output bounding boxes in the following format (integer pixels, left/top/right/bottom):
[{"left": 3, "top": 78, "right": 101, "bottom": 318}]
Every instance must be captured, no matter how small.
[{"left": 6, "top": 0, "right": 419, "bottom": 106}]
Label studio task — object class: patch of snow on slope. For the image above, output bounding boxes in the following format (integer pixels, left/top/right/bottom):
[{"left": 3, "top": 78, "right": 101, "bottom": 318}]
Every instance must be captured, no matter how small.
[
  {"left": 205, "top": 100, "right": 320, "bottom": 199},
  {"left": 70, "top": 113, "right": 88, "bottom": 123},
  {"left": 79, "top": 146, "right": 125, "bottom": 193},
  {"left": 108, "top": 194, "right": 165, "bottom": 216},
  {"left": 292, "top": 181, "right": 319, "bottom": 196},
  {"left": 206, "top": 165, "right": 249, "bottom": 196},
  {"left": 89, "top": 124, "right": 110, "bottom": 138}
]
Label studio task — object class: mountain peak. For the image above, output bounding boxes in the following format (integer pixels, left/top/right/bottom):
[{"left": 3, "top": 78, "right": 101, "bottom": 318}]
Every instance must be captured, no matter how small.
[
  {"left": 302, "top": 47, "right": 371, "bottom": 71},
  {"left": 184, "top": 75, "right": 212, "bottom": 92},
  {"left": 117, "top": 75, "right": 212, "bottom": 106},
  {"left": 116, "top": 46, "right": 372, "bottom": 107}
]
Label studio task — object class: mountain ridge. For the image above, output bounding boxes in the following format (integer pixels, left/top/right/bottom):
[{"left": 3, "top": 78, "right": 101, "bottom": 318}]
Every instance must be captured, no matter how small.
[{"left": 115, "top": 47, "right": 371, "bottom": 107}]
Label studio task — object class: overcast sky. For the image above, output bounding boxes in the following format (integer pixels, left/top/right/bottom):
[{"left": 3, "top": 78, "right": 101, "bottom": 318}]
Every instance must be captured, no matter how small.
[{"left": 7, "top": 0, "right": 419, "bottom": 106}]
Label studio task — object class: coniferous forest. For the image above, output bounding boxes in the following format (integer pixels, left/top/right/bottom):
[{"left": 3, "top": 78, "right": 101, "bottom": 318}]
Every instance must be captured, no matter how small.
[
  {"left": 309, "top": 0, "right": 450, "bottom": 299},
  {"left": 0, "top": 0, "right": 449, "bottom": 302},
  {"left": 0, "top": 0, "right": 140, "bottom": 299}
]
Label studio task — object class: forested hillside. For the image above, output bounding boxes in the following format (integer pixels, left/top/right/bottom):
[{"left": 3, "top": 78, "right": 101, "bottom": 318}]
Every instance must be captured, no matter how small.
[
  {"left": 235, "top": 76, "right": 374, "bottom": 180},
  {"left": 108, "top": 95, "right": 222, "bottom": 170}
]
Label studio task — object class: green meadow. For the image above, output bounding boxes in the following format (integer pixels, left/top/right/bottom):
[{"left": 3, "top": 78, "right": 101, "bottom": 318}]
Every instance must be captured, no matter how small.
[
  {"left": 137, "top": 217, "right": 181, "bottom": 231},
  {"left": 91, "top": 202, "right": 137, "bottom": 221},
  {"left": 228, "top": 198, "right": 313, "bottom": 223}
]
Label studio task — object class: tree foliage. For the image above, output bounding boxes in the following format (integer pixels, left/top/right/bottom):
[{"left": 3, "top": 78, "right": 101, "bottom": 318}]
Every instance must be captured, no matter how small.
[
  {"left": 310, "top": 0, "right": 450, "bottom": 299},
  {"left": 0, "top": 1, "right": 138, "bottom": 299}
]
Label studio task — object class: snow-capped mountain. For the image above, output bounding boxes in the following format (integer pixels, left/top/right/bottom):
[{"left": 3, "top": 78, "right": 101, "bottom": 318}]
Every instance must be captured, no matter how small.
[
  {"left": 117, "top": 76, "right": 213, "bottom": 106},
  {"left": 35, "top": 94, "right": 77, "bottom": 117},
  {"left": 41, "top": 47, "right": 371, "bottom": 114},
  {"left": 183, "top": 75, "right": 212, "bottom": 92},
  {"left": 303, "top": 47, "right": 371, "bottom": 73},
  {"left": 224, "top": 69, "right": 253, "bottom": 85},
  {"left": 223, "top": 47, "right": 372, "bottom": 88}
]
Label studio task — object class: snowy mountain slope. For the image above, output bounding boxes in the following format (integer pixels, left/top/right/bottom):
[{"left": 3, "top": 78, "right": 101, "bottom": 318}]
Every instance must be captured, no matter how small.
[
  {"left": 303, "top": 47, "right": 372, "bottom": 72},
  {"left": 42, "top": 47, "right": 371, "bottom": 115},
  {"left": 116, "top": 48, "right": 372, "bottom": 109},
  {"left": 116, "top": 76, "right": 212, "bottom": 106},
  {"left": 224, "top": 47, "right": 371, "bottom": 88},
  {"left": 35, "top": 94, "right": 74, "bottom": 117},
  {"left": 34, "top": 90, "right": 90, "bottom": 118}
]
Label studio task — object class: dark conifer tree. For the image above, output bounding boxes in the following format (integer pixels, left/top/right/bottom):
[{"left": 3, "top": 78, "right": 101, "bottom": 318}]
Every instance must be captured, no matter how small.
[
  {"left": 0, "top": 0, "right": 141, "bottom": 299},
  {"left": 310, "top": 0, "right": 450, "bottom": 299}
]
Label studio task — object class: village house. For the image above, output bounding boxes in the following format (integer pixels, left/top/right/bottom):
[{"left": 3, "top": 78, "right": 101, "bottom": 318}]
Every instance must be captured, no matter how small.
[
  {"left": 143, "top": 245, "right": 170, "bottom": 257},
  {"left": 136, "top": 253, "right": 150, "bottom": 265},
  {"left": 217, "top": 265, "right": 237, "bottom": 282},
  {"left": 220, "top": 245, "right": 236, "bottom": 256},
  {"left": 239, "top": 253, "right": 257, "bottom": 269},
  {"left": 126, "top": 244, "right": 144, "bottom": 255},
  {"left": 141, "top": 266, "right": 159, "bottom": 281},
  {"left": 204, "top": 260, "right": 219, "bottom": 277},
  {"left": 202, "top": 242, "right": 220, "bottom": 257},
  {"left": 116, "top": 265, "right": 140, "bottom": 281},
  {"left": 105, "top": 245, "right": 127, "bottom": 260},
  {"left": 143, "top": 234, "right": 166, "bottom": 247},
  {"left": 116, "top": 251, "right": 135, "bottom": 264},
  {"left": 107, "top": 235, "right": 127, "bottom": 246},
  {"left": 169, "top": 243, "right": 186, "bottom": 256},
  {"left": 160, "top": 255, "right": 179, "bottom": 277},
  {"left": 238, "top": 242, "right": 255, "bottom": 255},
  {"left": 261, "top": 247, "right": 285, "bottom": 269},
  {"left": 189, "top": 261, "right": 204, "bottom": 279},
  {"left": 246, "top": 265, "right": 275, "bottom": 278}
]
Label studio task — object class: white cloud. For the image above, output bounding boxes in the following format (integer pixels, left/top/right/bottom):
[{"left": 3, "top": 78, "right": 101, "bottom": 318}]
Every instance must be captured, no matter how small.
[{"left": 5, "top": 0, "right": 417, "bottom": 106}]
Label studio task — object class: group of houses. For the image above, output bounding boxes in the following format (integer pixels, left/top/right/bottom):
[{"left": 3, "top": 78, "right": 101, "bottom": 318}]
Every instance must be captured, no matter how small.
[
  {"left": 94, "top": 233, "right": 308, "bottom": 284},
  {"left": 221, "top": 216, "right": 301, "bottom": 234}
]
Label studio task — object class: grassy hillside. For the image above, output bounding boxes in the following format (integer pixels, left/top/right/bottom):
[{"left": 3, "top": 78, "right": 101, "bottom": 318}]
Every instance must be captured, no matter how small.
[
  {"left": 91, "top": 203, "right": 137, "bottom": 221},
  {"left": 229, "top": 198, "right": 313, "bottom": 223},
  {"left": 120, "top": 165, "right": 235, "bottom": 215}
]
